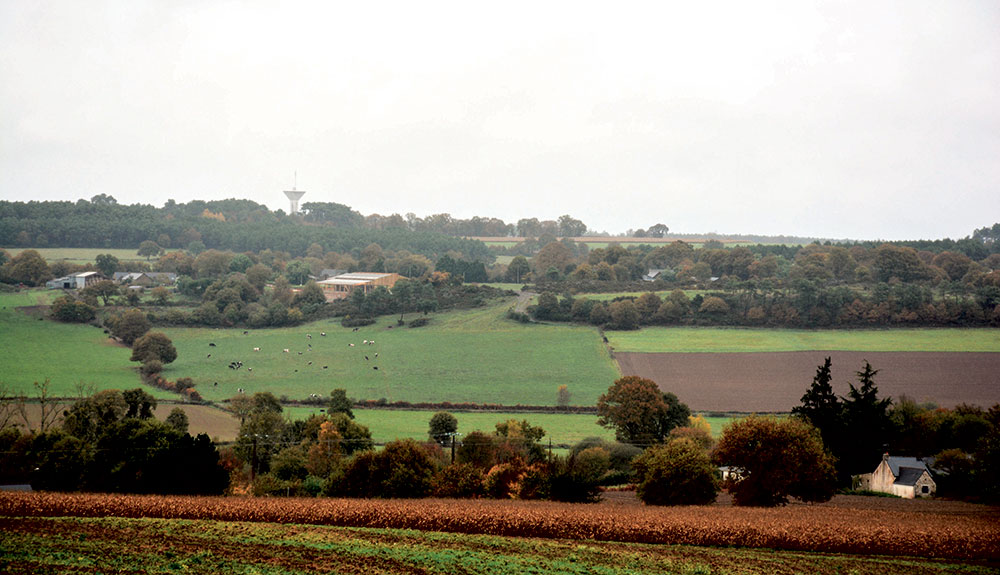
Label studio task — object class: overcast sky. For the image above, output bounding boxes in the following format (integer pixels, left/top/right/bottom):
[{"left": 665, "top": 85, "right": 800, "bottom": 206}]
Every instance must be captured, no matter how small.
[{"left": 1, "top": 1, "right": 998, "bottom": 240}]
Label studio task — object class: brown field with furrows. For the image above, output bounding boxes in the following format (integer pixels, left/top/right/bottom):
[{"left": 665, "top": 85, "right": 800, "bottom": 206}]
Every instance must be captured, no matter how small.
[
  {"left": 16, "top": 403, "right": 240, "bottom": 442},
  {"left": 1, "top": 492, "right": 997, "bottom": 561},
  {"left": 152, "top": 403, "right": 240, "bottom": 442},
  {"left": 616, "top": 351, "right": 1000, "bottom": 412}
]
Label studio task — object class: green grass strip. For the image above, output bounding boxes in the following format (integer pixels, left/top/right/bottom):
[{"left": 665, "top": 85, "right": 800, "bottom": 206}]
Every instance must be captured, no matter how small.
[{"left": 607, "top": 327, "right": 1000, "bottom": 353}]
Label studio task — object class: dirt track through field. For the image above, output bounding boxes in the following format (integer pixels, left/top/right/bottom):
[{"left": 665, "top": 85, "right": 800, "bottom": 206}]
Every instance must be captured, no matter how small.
[{"left": 616, "top": 351, "right": 1000, "bottom": 412}]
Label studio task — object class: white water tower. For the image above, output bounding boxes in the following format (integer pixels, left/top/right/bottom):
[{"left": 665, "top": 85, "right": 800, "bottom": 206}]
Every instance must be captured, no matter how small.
[{"left": 283, "top": 173, "right": 306, "bottom": 213}]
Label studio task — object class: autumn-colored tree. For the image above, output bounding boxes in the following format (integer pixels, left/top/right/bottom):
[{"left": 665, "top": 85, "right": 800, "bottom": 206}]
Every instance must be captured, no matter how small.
[
  {"left": 533, "top": 241, "right": 574, "bottom": 275},
  {"left": 150, "top": 286, "right": 171, "bottom": 306},
  {"left": 714, "top": 416, "right": 837, "bottom": 507},
  {"left": 597, "top": 376, "right": 690, "bottom": 445},
  {"left": 109, "top": 308, "right": 151, "bottom": 345},
  {"left": 634, "top": 437, "right": 718, "bottom": 506},
  {"left": 1, "top": 249, "right": 51, "bottom": 286},
  {"left": 137, "top": 240, "right": 162, "bottom": 260},
  {"left": 50, "top": 296, "right": 95, "bottom": 323},
  {"left": 557, "top": 385, "right": 571, "bottom": 409},
  {"left": 83, "top": 280, "right": 120, "bottom": 306},
  {"left": 130, "top": 332, "right": 178, "bottom": 364},
  {"left": 306, "top": 420, "right": 342, "bottom": 477},
  {"left": 95, "top": 253, "right": 119, "bottom": 277},
  {"left": 608, "top": 300, "right": 640, "bottom": 330}
]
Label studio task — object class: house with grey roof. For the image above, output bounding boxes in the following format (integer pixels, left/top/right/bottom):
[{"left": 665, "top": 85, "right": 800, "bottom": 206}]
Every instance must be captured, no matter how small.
[{"left": 869, "top": 453, "right": 936, "bottom": 498}]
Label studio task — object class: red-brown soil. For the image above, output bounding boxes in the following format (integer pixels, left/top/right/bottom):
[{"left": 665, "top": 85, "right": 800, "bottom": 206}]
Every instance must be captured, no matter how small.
[
  {"left": 616, "top": 351, "right": 1000, "bottom": 412},
  {"left": 1, "top": 492, "right": 997, "bottom": 562}
]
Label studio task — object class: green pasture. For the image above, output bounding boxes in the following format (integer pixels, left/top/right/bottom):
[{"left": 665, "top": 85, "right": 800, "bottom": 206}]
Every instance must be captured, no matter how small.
[
  {"left": 161, "top": 299, "right": 621, "bottom": 406},
  {"left": 0, "top": 292, "right": 173, "bottom": 398},
  {"left": 606, "top": 327, "right": 1000, "bottom": 353},
  {"left": 5, "top": 247, "right": 161, "bottom": 265},
  {"left": 492, "top": 255, "right": 516, "bottom": 265}
]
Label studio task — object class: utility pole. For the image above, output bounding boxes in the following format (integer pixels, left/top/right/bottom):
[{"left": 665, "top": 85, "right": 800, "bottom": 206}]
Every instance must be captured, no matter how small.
[{"left": 250, "top": 434, "right": 258, "bottom": 483}]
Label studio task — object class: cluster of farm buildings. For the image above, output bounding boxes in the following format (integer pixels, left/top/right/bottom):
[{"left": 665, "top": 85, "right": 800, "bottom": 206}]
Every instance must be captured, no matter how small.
[{"left": 46, "top": 269, "right": 403, "bottom": 303}]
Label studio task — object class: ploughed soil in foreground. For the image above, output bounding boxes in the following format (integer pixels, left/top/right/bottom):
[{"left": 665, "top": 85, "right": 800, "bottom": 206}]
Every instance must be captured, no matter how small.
[
  {"left": 0, "top": 491, "right": 998, "bottom": 575},
  {"left": 616, "top": 351, "right": 1000, "bottom": 412}
]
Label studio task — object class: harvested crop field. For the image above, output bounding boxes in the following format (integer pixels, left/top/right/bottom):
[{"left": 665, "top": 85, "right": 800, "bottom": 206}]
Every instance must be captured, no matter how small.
[
  {"left": 1, "top": 492, "right": 997, "bottom": 563},
  {"left": 2, "top": 516, "right": 994, "bottom": 575},
  {"left": 616, "top": 351, "right": 1000, "bottom": 412}
]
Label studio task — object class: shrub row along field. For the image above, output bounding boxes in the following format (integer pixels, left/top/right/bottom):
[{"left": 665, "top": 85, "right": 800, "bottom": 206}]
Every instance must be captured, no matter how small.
[
  {"left": 606, "top": 326, "right": 1000, "bottom": 353},
  {"left": 2, "top": 492, "right": 997, "bottom": 562},
  {"left": 0, "top": 292, "right": 170, "bottom": 398},
  {"left": 3, "top": 516, "right": 993, "bottom": 575},
  {"left": 161, "top": 300, "right": 620, "bottom": 406}
]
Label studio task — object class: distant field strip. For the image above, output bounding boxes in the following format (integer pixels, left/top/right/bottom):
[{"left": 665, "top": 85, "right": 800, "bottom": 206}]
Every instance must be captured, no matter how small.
[
  {"left": 5, "top": 247, "right": 169, "bottom": 264},
  {"left": 607, "top": 327, "right": 1000, "bottom": 353}
]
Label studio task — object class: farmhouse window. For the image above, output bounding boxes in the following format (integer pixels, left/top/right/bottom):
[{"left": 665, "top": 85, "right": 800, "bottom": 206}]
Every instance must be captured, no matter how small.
[{"left": 921, "top": 485, "right": 929, "bottom": 494}]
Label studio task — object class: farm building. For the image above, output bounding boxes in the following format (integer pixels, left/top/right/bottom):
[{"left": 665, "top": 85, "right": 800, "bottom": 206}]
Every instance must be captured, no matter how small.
[
  {"left": 643, "top": 269, "right": 667, "bottom": 281},
  {"left": 318, "top": 268, "right": 347, "bottom": 280},
  {"left": 113, "top": 272, "right": 177, "bottom": 286},
  {"left": 868, "top": 454, "right": 936, "bottom": 498},
  {"left": 318, "top": 272, "right": 403, "bottom": 301},
  {"left": 45, "top": 271, "right": 103, "bottom": 290}
]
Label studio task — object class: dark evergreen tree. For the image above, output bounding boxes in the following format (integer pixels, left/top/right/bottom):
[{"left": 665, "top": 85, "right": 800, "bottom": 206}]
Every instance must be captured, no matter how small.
[{"left": 841, "top": 361, "right": 893, "bottom": 476}]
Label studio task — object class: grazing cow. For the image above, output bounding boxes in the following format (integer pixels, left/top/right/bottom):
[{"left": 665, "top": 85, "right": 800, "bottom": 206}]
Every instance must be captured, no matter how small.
[
  {"left": 363, "top": 340, "right": 368, "bottom": 344},
  {"left": 307, "top": 334, "right": 311, "bottom": 339},
  {"left": 352, "top": 327, "right": 359, "bottom": 332},
  {"left": 283, "top": 349, "right": 290, "bottom": 353},
  {"left": 213, "top": 382, "right": 218, "bottom": 386},
  {"left": 320, "top": 332, "right": 326, "bottom": 336},
  {"left": 308, "top": 361, "right": 312, "bottom": 365},
  {"left": 243, "top": 330, "right": 248, "bottom": 335},
  {"left": 322, "top": 366, "right": 328, "bottom": 369},
  {"left": 207, "top": 354, "right": 211, "bottom": 358},
  {"left": 348, "top": 343, "right": 354, "bottom": 347},
  {"left": 247, "top": 367, "right": 252, "bottom": 372},
  {"left": 298, "top": 352, "right": 303, "bottom": 355},
  {"left": 253, "top": 347, "right": 260, "bottom": 352},
  {"left": 365, "top": 355, "right": 369, "bottom": 360},
  {"left": 209, "top": 343, "right": 216, "bottom": 347},
  {"left": 373, "top": 366, "right": 379, "bottom": 370},
  {"left": 374, "top": 352, "right": 378, "bottom": 358}
]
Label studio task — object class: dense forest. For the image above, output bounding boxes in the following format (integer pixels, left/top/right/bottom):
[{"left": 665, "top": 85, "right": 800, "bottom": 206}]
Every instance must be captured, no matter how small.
[{"left": 0, "top": 196, "right": 491, "bottom": 261}]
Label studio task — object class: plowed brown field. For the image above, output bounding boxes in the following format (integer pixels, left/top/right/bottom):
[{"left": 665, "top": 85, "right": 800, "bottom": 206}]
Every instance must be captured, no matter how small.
[{"left": 616, "top": 351, "right": 1000, "bottom": 412}]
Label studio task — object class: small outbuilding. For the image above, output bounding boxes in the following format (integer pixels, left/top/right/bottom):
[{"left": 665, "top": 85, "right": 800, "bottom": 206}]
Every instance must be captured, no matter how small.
[{"left": 869, "top": 453, "right": 936, "bottom": 499}]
